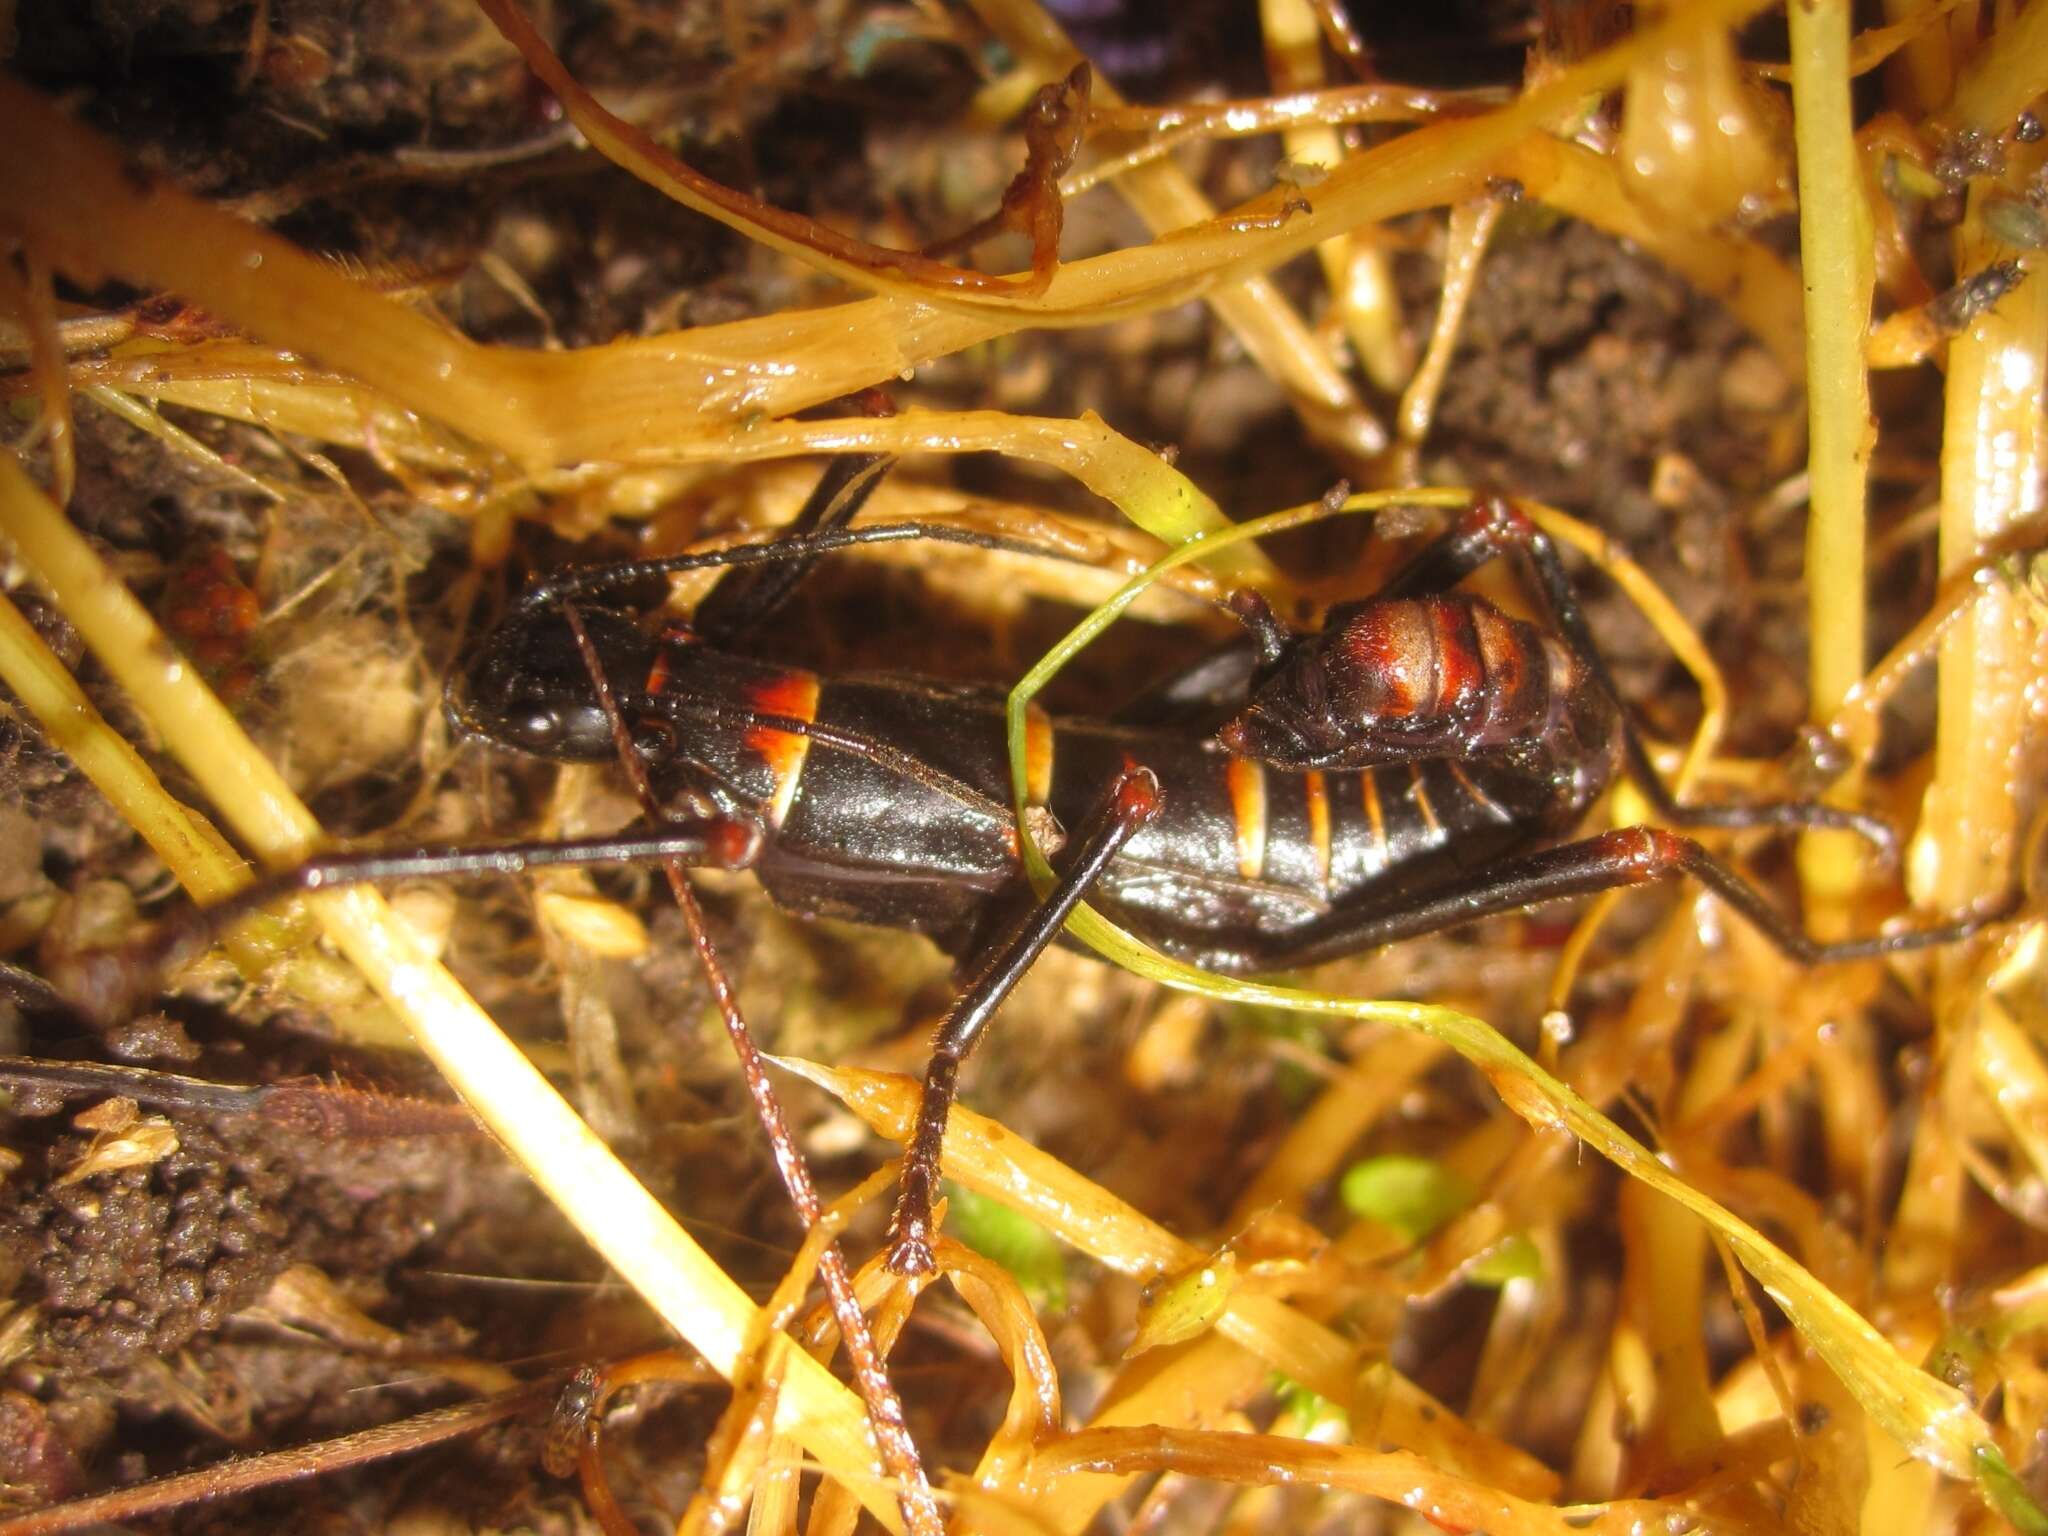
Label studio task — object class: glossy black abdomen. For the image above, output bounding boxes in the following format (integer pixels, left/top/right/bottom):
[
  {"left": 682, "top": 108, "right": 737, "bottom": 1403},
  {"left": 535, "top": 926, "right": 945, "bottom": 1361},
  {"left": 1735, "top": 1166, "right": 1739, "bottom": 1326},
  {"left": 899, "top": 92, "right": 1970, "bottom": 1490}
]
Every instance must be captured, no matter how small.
[{"left": 753, "top": 675, "right": 1020, "bottom": 950}]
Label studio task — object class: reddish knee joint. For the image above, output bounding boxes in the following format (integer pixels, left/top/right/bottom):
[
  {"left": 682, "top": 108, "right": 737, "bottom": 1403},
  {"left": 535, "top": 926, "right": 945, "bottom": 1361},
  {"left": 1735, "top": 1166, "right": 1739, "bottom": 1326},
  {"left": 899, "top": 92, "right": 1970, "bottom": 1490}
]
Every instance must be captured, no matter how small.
[
  {"left": 1464, "top": 492, "right": 1537, "bottom": 546},
  {"left": 1599, "top": 826, "right": 1686, "bottom": 882},
  {"left": 1114, "top": 765, "right": 1164, "bottom": 824}
]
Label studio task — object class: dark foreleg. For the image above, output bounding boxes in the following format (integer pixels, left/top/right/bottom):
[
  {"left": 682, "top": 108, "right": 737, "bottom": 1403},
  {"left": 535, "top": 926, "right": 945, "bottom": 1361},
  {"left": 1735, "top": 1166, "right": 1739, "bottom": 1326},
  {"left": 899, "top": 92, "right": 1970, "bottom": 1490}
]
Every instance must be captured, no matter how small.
[
  {"left": 886, "top": 767, "right": 1162, "bottom": 1276},
  {"left": 690, "top": 452, "right": 895, "bottom": 641},
  {"left": 692, "top": 399, "right": 898, "bottom": 642}
]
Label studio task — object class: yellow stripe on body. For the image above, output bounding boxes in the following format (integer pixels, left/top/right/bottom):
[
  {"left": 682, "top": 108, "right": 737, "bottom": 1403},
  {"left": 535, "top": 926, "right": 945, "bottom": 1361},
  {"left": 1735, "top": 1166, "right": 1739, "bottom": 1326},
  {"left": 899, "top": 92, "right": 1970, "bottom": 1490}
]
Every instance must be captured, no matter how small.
[
  {"left": 1361, "top": 768, "right": 1387, "bottom": 851},
  {"left": 1407, "top": 762, "right": 1441, "bottom": 837},
  {"left": 1226, "top": 755, "right": 1268, "bottom": 881},
  {"left": 1447, "top": 760, "right": 1510, "bottom": 823},
  {"left": 1303, "top": 770, "right": 1331, "bottom": 893},
  {"left": 1023, "top": 702, "right": 1055, "bottom": 808}
]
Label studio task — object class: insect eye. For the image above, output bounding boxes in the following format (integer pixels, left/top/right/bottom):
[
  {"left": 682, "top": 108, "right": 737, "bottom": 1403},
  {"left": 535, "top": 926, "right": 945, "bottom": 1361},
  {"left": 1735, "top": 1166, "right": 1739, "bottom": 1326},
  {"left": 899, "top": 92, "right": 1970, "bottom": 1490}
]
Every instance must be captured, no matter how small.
[{"left": 521, "top": 709, "right": 561, "bottom": 747}]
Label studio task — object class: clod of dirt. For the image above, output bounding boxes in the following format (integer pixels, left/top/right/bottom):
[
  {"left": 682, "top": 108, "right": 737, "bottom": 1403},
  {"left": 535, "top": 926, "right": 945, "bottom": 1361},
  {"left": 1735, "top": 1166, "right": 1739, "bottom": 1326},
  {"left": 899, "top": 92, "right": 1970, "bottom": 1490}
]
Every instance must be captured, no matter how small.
[
  {"left": 1424, "top": 218, "right": 1779, "bottom": 607},
  {"left": 0, "top": 1121, "right": 292, "bottom": 1371}
]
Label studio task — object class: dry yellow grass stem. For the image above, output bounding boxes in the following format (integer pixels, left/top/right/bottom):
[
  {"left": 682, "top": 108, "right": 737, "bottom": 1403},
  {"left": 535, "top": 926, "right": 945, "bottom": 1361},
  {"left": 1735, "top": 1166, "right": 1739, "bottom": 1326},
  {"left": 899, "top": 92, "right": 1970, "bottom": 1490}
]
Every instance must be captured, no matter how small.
[
  {"left": 794, "top": 1048, "right": 2007, "bottom": 1533},
  {"left": 0, "top": 584, "right": 248, "bottom": 912},
  {"left": 1940, "top": 0, "right": 2048, "bottom": 136},
  {"left": 963, "top": 0, "right": 1385, "bottom": 463},
  {"left": 0, "top": 0, "right": 1797, "bottom": 485},
  {"left": 1753, "top": 3, "right": 1970, "bottom": 82},
  {"left": 0, "top": 456, "right": 906, "bottom": 1531},
  {"left": 1064, "top": 79, "right": 1805, "bottom": 387},
  {"left": 93, "top": 379, "right": 1281, "bottom": 592},
  {"left": 960, "top": 0, "right": 1782, "bottom": 323},
  {"left": 1393, "top": 195, "right": 1500, "bottom": 482},
  {"left": 1976, "top": 983, "right": 2048, "bottom": 1189},
  {"left": 1887, "top": 152, "right": 2048, "bottom": 1411},
  {"left": 0, "top": 306, "right": 138, "bottom": 365},
  {"left": 0, "top": 578, "right": 373, "bottom": 1018},
  {"left": 786, "top": 1060, "right": 1560, "bottom": 1531},
  {"left": 1069, "top": 83, "right": 1494, "bottom": 213},
  {"left": 1822, "top": 512, "right": 2048, "bottom": 766},
  {"left": 1916, "top": 194, "right": 2048, "bottom": 920},
  {"left": 1256, "top": 0, "right": 1412, "bottom": 394},
  {"left": 1620, "top": 1, "right": 1789, "bottom": 229},
  {"left": 1789, "top": 0, "right": 1878, "bottom": 932},
  {"left": 1615, "top": 938, "right": 1736, "bottom": 1481},
  {"left": 84, "top": 366, "right": 531, "bottom": 480},
  {"left": 79, "top": 386, "right": 290, "bottom": 503},
  {"left": 67, "top": 349, "right": 1276, "bottom": 593},
  {"left": 1081, "top": 84, "right": 1489, "bottom": 144},
  {"left": 1871, "top": 0, "right": 1956, "bottom": 111},
  {"left": 1031, "top": 1427, "right": 1673, "bottom": 1535}
]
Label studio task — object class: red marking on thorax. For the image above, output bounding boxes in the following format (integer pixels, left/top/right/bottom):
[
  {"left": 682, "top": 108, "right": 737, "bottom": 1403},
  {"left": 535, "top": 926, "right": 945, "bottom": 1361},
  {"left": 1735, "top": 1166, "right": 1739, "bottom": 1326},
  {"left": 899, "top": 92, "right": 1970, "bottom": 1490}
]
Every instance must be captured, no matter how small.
[
  {"left": 1472, "top": 606, "right": 1521, "bottom": 691},
  {"left": 1342, "top": 603, "right": 1432, "bottom": 719},
  {"left": 1429, "top": 599, "right": 1483, "bottom": 713}
]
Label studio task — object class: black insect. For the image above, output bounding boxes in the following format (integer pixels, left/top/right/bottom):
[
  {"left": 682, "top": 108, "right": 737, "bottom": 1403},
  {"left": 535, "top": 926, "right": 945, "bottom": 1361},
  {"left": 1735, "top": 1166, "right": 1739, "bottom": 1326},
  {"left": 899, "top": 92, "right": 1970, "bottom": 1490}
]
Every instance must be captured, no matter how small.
[{"left": 93, "top": 463, "right": 2015, "bottom": 1276}]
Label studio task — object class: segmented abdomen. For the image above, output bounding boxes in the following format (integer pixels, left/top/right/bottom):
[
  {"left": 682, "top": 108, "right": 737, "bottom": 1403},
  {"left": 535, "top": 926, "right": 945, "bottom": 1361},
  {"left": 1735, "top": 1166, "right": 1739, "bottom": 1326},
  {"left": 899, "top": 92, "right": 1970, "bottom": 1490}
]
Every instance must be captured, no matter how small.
[{"left": 648, "top": 649, "right": 1574, "bottom": 969}]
